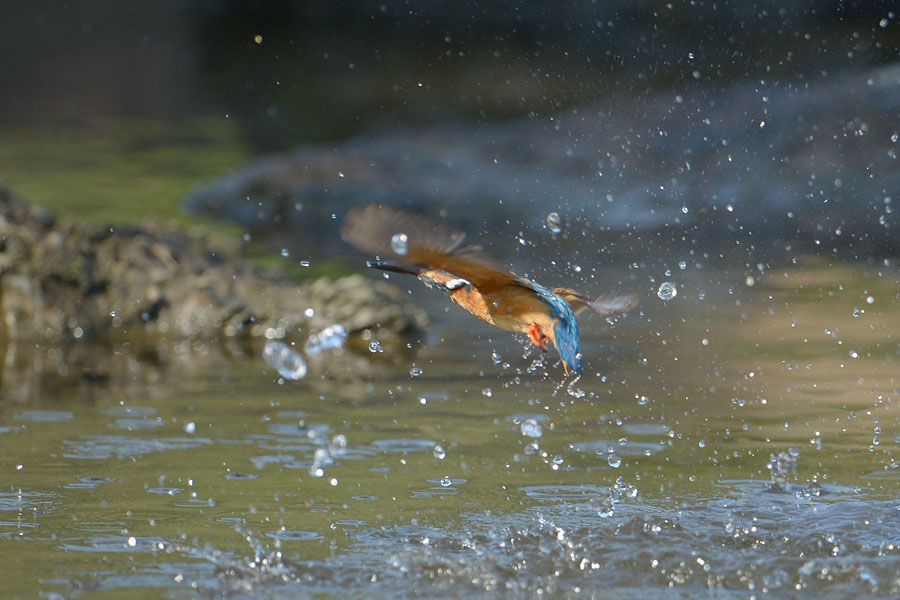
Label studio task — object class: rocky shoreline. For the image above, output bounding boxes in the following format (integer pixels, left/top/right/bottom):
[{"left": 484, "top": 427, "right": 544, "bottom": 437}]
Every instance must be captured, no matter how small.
[{"left": 0, "top": 184, "right": 425, "bottom": 399}]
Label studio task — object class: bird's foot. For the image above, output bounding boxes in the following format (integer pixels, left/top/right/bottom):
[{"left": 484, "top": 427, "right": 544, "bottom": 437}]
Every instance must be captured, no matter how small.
[{"left": 527, "top": 324, "right": 549, "bottom": 351}]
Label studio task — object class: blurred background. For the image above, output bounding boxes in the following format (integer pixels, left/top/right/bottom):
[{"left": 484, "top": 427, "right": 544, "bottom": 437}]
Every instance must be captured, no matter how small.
[{"left": 1, "top": 0, "right": 897, "bottom": 256}]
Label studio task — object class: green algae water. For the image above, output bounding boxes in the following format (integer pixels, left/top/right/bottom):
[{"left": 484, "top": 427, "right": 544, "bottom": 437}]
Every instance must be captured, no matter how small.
[{"left": 2, "top": 256, "right": 899, "bottom": 598}]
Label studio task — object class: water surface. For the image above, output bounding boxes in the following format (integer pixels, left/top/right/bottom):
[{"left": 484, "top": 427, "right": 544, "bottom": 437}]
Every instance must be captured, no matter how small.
[{"left": 2, "top": 258, "right": 898, "bottom": 598}]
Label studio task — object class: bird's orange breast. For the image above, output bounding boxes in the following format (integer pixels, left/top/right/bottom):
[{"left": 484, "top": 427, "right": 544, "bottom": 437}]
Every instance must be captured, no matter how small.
[{"left": 451, "top": 283, "right": 554, "bottom": 336}]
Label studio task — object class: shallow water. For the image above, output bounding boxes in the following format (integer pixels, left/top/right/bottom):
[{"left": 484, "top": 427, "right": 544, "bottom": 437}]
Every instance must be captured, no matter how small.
[{"left": 2, "top": 258, "right": 899, "bottom": 598}]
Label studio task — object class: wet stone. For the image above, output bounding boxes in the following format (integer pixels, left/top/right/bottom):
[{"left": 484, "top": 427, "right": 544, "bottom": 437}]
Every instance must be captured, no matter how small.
[{"left": 0, "top": 185, "right": 426, "bottom": 399}]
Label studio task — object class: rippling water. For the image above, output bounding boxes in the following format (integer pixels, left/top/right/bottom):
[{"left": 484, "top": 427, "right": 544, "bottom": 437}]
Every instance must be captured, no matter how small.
[{"left": 1, "top": 258, "right": 898, "bottom": 598}]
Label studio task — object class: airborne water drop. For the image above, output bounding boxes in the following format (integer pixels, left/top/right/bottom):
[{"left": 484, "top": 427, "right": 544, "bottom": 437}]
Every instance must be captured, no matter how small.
[
  {"left": 391, "top": 232, "right": 409, "bottom": 255},
  {"left": 546, "top": 212, "right": 562, "bottom": 234},
  {"left": 657, "top": 282, "right": 678, "bottom": 301}
]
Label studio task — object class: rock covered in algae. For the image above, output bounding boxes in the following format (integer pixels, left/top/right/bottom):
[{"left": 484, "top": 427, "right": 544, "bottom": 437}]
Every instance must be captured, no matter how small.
[{"left": 0, "top": 184, "right": 425, "bottom": 391}]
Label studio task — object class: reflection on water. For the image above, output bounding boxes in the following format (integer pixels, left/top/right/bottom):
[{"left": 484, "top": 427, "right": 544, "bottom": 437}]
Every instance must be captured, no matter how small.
[{"left": 1, "top": 259, "right": 899, "bottom": 598}]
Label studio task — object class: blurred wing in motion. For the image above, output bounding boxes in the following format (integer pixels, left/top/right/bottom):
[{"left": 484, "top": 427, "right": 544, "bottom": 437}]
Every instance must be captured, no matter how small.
[
  {"left": 552, "top": 288, "right": 638, "bottom": 316},
  {"left": 341, "top": 204, "right": 516, "bottom": 286}
]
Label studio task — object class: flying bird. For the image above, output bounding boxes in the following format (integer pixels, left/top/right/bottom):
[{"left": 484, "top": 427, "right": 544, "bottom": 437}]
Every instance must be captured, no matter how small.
[{"left": 340, "top": 204, "right": 636, "bottom": 375}]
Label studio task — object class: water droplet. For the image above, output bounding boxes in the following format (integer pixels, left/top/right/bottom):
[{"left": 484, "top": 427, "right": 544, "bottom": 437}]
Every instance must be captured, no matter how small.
[
  {"left": 368, "top": 340, "right": 384, "bottom": 353},
  {"left": 262, "top": 342, "right": 307, "bottom": 381},
  {"left": 409, "top": 366, "right": 423, "bottom": 377},
  {"left": 305, "top": 324, "right": 348, "bottom": 355},
  {"left": 657, "top": 281, "right": 678, "bottom": 301},
  {"left": 520, "top": 418, "right": 543, "bottom": 438},
  {"left": 607, "top": 454, "right": 622, "bottom": 468},
  {"left": 678, "top": 261, "right": 687, "bottom": 270},
  {"left": 546, "top": 212, "right": 562, "bottom": 233},
  {"left": 391, "top": 232, "right": 409, "bottom": 255},
  {"left": 433, "top": 445, "right": 446, "bottom": 459},
  {"left": 440, "top": 476, "right": 452, "bottom": 487},
  {"left": 852, "top": 308, "right": 861, "bottom": 318},
  {"left": 867, "top": 296, "right": 875, "bottom": 304},
  {"left": 745, "top": 276, "right": 755, "bottom": 287},
  {"left": 482, "top": 388, "right": 493, "bottom": 397},
  {"left": 280, "top": 248, "right": 290, "bottom": 257},
  {"left": 309, "top": 447, "right": 331, "bottom": 477},
  {"left": 127, "top": 536, "right": 137, "bottom": 547},
  {"left": 184, "top": 422, "right": 196, "bottom": 434}
]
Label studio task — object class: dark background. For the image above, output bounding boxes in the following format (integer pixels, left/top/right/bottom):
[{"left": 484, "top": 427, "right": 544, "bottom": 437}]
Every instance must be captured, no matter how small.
[{"left": 3, "top": 1, "right": 896, "bottom": 151}]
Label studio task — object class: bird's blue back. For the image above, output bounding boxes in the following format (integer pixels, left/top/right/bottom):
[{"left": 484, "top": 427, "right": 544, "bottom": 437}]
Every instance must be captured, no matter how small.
[{"left": 532, "top": 282, "right": 583, "bottom": 374}]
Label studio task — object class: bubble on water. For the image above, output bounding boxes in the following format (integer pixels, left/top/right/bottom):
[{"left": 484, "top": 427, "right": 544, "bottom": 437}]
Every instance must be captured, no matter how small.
[
  {"left": 262, "top": 342, "right": 307, "bottom": 381},
  {"left": 520, "top": 418, "right": 543, "bottom": 438},
  {"left": 127, "top": 536, "right": 137, "bottom": 547},
  {"left": 184, "top": 422, "right": 196, "bottom": 434},
  {"left": 546, "top": 212, "right": 562, "bottom": 233},
  {"left": 745, "top": 276, "right": 755, "bottom": 287},
  {"left": 867, "top": 296, "right": 875, "bottom": 304},
  {"left": 657, "top": 281, "right": 678, "bottom": 301},
  {"left": 678, "top": 261, "right": 687, "bottom": 270},
  {"left": 607, "top": 454, "right": 622, "bottom": 468},
  {"left": 368, "top": 340, "right": 384, "bottom": 353},
  {"left": 433, "top": 445, "right": 446, "bottom": 459},
  {"left": 305, "top": 324, "right": 348, "bottom": 355},
  {"left": 391, "top": 232, "right": 409, "bottom": 255},
  {"left": 482, "top": 388, "right": 493, "bottom": 397},
  {"left": 440, "top": 476, "right": 452, "bottom": 487},
  {"left": 409, "top": 366, "right": 423, "bottom": 377},
  {"left": 280, "top": 248, "right": 290, "bottom": 257}
]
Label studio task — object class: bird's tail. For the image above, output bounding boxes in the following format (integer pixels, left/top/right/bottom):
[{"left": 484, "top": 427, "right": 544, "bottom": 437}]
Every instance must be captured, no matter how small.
[{"left": 552, "top": 288, "right": 638, "bottom": 316}]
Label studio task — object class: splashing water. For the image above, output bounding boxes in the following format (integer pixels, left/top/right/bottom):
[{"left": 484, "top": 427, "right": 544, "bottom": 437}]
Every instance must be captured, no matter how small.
[
  {"left": 546, "top": 212, "right": 562, "bottom": 233},
  {"left": 305, "top": 324, "right": 348, "bottom": 355},
  {"left": 391, "top": 232, "right": 409, "bottom": 255},
  {"left": 520, "top": 418, "right": 543, "bottom": 438},
  {"left": 657, "top": 281, "right": 678, "bottom": 301},
  {"left": 566, "top": 374, "right": 585, "bottom": 398},
  {"left": 262, "top": 342, "right": 307, "bottom": 380}
]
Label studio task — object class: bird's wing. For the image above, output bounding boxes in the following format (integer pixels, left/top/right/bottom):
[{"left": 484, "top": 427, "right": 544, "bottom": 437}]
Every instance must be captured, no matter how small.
[
  {"left": 341, "top": 204, "right": 517, "bottom": 286},
  {"left": 551, "top": 288, "right": 638, "bottom": 316}
]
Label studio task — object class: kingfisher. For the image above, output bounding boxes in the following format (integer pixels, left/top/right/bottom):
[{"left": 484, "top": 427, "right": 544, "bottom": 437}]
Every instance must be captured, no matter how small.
[{"left": 340, "top": 204, "right": 637, "bottom": 375}]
